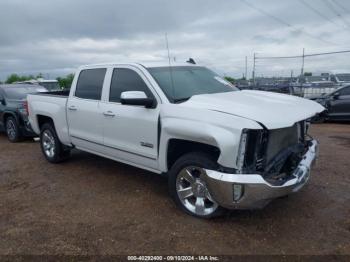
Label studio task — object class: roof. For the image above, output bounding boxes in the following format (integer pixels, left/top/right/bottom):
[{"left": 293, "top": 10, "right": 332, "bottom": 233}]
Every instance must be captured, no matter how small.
[
  {"left": 0, "top": 83, "right": 43, "bottom": 89},
  {"left": 79, "top": 61, "right": 199, "bottom": 70}
]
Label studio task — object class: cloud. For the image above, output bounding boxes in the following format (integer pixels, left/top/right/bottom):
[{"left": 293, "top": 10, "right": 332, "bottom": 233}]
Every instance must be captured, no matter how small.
[{"left": 0, "top": 0, "right": 350, "bottom": 80}]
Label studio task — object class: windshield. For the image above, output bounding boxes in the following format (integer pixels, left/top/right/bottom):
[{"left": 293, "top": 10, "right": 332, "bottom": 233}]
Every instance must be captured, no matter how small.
[
  {"left": 3, "top": 86, "right": 47, "bottom": 100},
  {"left": 148, "top": 66, "right": 238, "bottom": 103},
  {"left": 336, "top": 74, "right": 350, "bottom": 82}
]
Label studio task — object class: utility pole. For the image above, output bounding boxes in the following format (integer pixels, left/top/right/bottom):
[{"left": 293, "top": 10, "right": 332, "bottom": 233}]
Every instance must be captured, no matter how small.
[
  {"left": 301, "top": 48, "right": 305, "bottom": 76},
  {"left": 252, "top": 53, "right": 256, "bottom": 84},
  {"left": 245, "top": 56, "right": 248, "bottom": 80}
]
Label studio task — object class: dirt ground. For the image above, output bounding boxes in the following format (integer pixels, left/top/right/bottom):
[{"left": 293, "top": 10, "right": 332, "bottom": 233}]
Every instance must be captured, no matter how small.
[{"left": 0, "top": 123, "right": 349, "bottom": 256}]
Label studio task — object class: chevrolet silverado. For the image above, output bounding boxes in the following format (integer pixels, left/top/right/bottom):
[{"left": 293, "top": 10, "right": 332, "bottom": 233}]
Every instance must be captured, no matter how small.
[{"left": 27, "top": 62, "right": 324, "bottom": 218}]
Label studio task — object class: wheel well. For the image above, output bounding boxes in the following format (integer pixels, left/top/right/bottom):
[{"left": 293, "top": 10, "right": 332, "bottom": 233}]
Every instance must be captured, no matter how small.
[
  {"left": 37, "top": 115, "right": 54, "bottom": 130},
  {"left": 167, "top": 139, "right": 220, "bottom": 170}
]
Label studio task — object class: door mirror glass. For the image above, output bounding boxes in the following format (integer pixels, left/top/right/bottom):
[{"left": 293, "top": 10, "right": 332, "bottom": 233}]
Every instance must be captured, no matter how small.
[{"left": 120, "top": 91, "right": 155, "bottom": 108}]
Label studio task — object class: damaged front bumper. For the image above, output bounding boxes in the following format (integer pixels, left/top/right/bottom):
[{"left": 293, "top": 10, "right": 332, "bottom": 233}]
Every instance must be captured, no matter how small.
[{"left": 204, "top": 139, "right": 319, "bottom": 209}]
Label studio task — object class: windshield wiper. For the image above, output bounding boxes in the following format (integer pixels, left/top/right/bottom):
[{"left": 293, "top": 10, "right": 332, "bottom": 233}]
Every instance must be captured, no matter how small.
[{"left": 173, "top": 97, "right": 191, "bottom": 103}]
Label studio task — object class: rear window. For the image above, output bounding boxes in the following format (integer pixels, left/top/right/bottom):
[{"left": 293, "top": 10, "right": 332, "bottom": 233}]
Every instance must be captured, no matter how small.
[
  {"left": 3, "top": 86, "right": 47, "bottom": 100},
  {"left": 75, "top": 68, "right": 106, "bottom": 100}
]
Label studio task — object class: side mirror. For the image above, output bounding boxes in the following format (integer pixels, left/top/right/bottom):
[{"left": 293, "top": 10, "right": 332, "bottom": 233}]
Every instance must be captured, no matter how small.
[
  {"left": 120, "top": 91, "right": 155, "bottom": 108},
  {"left": 0, "top": 98, "right": 5, "bottom": 105},
  {"left": 333, "top": 92, "right": 340, "bottom": 99}
]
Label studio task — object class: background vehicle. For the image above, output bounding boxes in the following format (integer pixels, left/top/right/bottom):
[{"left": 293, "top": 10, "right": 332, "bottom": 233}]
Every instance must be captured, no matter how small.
[
  {"left": 28, "top": 62, "right": 324, "bottom": 218},
  {"left": 0, "top": 84, "right": 47, "bottom": 142},
  {"left": 330, "top": 73, "right": 350, "bottom": 87},
  {"left": 312, "top": 85, "right": 350, "bottom": 121},
  {"left": 16, "top": 79, "right": 61, "bottom": 91}
]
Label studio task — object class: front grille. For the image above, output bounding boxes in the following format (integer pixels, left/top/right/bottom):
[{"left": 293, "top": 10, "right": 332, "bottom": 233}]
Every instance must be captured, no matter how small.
[
  {"left": 266, "top": 123, "right": 300, "bottom": 163},
  {"left": 242, "top": 121, "right": 307, "bottom": 177},
  {"left": 262, "top": 121, "right": 308, "bottom": 181}
]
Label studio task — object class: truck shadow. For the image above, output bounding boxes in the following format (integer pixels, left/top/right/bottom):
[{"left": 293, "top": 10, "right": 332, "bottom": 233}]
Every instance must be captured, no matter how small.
[{"left": 66, "top": 149, "right": 297, "bottom": 222}]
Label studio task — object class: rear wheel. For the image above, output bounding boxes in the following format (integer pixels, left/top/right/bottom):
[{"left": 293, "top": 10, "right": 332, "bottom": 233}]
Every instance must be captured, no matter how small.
[
  {"left": 168, "top": 152, "right": 224, "bottom": 218},
  {"left": 5, "top": 116, "right": 22, "bottom": 142},
  {"left": 40, "top": 123, "right": 70, "bottom": 163}
]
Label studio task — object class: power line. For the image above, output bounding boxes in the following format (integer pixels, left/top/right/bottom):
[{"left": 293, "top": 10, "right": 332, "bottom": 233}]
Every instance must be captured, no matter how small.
[
  {"left": 256, "top": 49, "right": 350, "bottom": 59},
  {"left": 299, "top": 0, "right": 344, "bottom": 28},
  {"left": 241, "top": 0, "right": 291, "bottom": 27},
  {"left": 323, "top": 0, "right": 350, "bottom": 27},
  {"left": 240, "top": 0, "right": 336, "bottom": 45},
  {"left": 331, "top": 0, "right": 350, "bottom": 13}
]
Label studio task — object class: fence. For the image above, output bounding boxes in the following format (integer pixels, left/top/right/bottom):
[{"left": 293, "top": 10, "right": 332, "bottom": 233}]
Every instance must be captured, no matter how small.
[{"left": 301, "top": 87, "right": 337, "bottom": 98}]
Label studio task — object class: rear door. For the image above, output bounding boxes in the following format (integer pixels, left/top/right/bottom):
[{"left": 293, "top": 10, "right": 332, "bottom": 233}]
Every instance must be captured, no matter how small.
[
  {"left": 67, "top": 68, "right": 107, "bottom": 151},
  {"left": 0, "top": 89, "right": 5, "bottom": 130},
  {"left": 328, "top": 86, "right": 350, "bottom": 120},
  {"left": 100, "top": 66, "right": 160, "bottom": 170}
]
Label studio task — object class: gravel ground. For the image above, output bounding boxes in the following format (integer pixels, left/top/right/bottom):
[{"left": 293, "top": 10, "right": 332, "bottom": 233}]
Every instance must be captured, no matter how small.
[{"left": 0, "top": 123, "right": 349, "bottom": 256}]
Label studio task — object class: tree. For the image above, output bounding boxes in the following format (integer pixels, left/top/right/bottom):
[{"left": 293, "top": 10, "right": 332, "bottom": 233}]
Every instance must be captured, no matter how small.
[
  {"left": 224, "top": 76, "right": 235, "bottom": 84},
  {"left": 5, "top": 74, "right": 35, "bottom": 84},
  {"left": 304, "top": 72, "right": 312, "bottom": 76},
  {"left": 56, "top": 73, "right": 74, "bottom": 89}
]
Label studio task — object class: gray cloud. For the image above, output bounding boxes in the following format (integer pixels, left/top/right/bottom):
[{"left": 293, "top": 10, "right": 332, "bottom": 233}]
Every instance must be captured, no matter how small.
[{"left": 1, "top": 0, "right": 350, "bottom": 80}]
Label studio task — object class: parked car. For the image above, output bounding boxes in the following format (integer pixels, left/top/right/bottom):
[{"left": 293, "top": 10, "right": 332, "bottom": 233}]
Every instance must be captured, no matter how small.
[
  {"left": 252, "top": 84, "right": 295, "bottom": 95},
  {"left": 27, "top": 62, "right": 324, "bottom": 218},
  {"left": 0, "top": 84, "right": 47, "bottom": 142},
  {"left": 330, "top": 73, "right": 350, "bottom": 86},
  {"left": 311, "top": 85, "right": 350, "bottom": 121},
  {"left": 16, "top": 79, "right": 61, "bottom": 91}
]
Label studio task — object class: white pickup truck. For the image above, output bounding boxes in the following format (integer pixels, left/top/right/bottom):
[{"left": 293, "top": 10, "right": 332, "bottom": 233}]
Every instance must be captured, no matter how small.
[{"left": 28, "top": 62, "right": 324, "bottom": 218}]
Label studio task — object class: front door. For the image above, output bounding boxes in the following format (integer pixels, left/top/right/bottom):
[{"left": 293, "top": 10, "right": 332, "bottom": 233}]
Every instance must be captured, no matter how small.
[
  {"left": 328, "top": 86, "right": 350, "bottom": 120},
  {"left": 0, "top": 89, "right": 5, "bottom": 131},
  {"left": 100, "top": 67, "right": 160, "bottom": 170}
]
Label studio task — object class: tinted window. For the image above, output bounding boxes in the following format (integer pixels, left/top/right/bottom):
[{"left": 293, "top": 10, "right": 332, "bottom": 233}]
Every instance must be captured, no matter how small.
[
  {"left": 110, "top": 68, "right": 153, "bottom": 103},
  {"left": 40, "top": 82, "right": 60, "bottom": 91},
  {"left": 75, "top": 68, "right": 106, "bottom": 100},
  {"left": 340, "top": 86, "right": 350, "bottom": 96}
]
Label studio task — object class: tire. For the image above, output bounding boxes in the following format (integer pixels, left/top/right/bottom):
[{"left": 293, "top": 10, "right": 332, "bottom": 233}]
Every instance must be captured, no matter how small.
[
  {"left": 5, "top": 116, "right": 22, "bottom": 142},
  {"left": 168, "top": 152, "right": 225, "bottom": 218},
  {"left": 40, "top": 122, "right": 70, "bottom": 163}
]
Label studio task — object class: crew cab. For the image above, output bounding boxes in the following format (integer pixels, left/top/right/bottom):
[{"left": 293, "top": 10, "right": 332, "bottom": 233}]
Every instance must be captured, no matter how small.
[{"left": 27, "top": 62, "right": 324, "bottom": 218}]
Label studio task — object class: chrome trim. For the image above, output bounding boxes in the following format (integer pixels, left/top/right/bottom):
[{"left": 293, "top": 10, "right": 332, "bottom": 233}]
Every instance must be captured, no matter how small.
[{"left": 203, "top": 140, "right": 319, "bottom": 209}]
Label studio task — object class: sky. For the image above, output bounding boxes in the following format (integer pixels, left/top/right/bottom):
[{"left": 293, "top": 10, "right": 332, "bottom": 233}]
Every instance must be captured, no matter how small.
[{"left": 1, "top": 0, "right": 350, "bottom": 81}]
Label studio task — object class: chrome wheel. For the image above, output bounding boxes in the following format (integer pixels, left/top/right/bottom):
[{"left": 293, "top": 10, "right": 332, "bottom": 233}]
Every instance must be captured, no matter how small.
[
  {"left": 6, "top": 119, "right": 17, "bottom": 140},
  {"left": 42, "top": 130, "right": 56, "bottom": 158},
  {"left": 176, "top": 166, "right": 218, "bottom": 216}
]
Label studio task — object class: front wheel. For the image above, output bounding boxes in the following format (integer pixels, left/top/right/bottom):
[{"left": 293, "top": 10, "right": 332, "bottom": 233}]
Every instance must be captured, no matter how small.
[
  {"left": 168, "top": 152, "right": 224, "bottom": 218},
  {"left": 40, "top": 123, "right": 70, "bottom": 163}
]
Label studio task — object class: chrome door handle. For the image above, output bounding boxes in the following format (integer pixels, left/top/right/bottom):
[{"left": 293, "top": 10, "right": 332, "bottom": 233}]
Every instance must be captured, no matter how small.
[
  {"left": 68, "top": 105, "right": 77, "bottom": 111},
  {"left": 103, "top": 111, "right": 115, "bottom": 117}
]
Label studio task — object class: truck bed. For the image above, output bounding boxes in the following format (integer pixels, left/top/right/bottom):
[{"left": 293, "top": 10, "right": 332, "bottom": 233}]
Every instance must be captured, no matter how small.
[
  {"left": 34, "top": 89, "right": 70, "bottom": 97},
  {"left": 27, "top": 91, "right": 71, "bottom": 145}
]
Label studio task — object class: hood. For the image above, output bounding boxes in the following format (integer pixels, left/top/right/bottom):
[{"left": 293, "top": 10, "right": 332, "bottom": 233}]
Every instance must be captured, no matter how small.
[{"left": 182, "top": 90, "right": 325, "bottom": 129}]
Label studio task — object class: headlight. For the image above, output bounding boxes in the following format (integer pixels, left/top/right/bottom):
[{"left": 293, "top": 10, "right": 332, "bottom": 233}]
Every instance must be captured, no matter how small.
[{"left": 236, "top": 129, "right": 248, "bottom": 172}]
